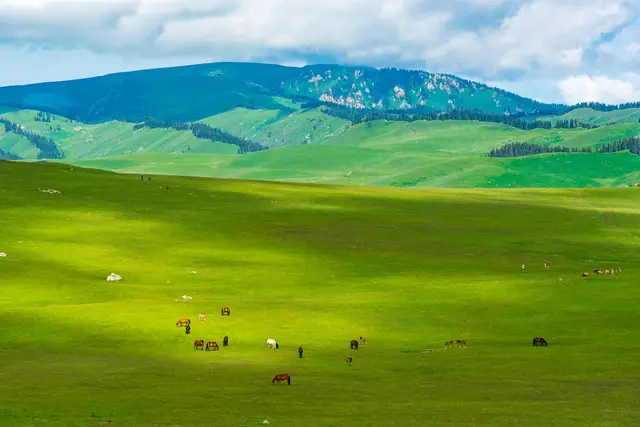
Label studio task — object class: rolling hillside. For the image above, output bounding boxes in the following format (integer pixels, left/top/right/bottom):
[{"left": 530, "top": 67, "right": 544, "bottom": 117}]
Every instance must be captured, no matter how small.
[
  {"left": 1, "top": 160, "right": 639, "bottom": 426},
  {"left": 1, "top": 61, "right": 639, "bottom": 189}
]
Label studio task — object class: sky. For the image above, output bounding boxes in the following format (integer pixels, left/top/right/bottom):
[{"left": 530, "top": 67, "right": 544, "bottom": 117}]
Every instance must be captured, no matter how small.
[{"left": 1, "top": 0, "right": 639, "bottom": 105}]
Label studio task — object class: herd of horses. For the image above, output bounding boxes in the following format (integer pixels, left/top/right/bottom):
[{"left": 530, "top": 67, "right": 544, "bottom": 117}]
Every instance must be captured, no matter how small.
[
  {"left": 176, "top": 304, "right": 550, "bottom": 386},
  {"left": 582, "top": 266, "right": 622, "bottom": 277}
]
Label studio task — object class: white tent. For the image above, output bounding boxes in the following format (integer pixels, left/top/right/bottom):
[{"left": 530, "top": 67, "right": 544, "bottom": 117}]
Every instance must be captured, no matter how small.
[{"left": 106, "top": 273, "right": 123, "bottom": 282}]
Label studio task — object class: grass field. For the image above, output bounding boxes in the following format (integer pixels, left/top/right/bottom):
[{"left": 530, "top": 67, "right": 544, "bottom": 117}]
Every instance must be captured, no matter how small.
[
  {"left": 2, "top": 107, "right": 640, "bottom": 188},
  {"left": 69, "top": 120, "right": 640, "bottom": 188},
  {"left": 1, "top": 160, "right": 640, "bottom": 426}
]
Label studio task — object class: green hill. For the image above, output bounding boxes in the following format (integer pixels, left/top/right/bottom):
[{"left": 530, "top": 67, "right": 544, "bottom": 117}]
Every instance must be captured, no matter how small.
[
  {"left": 1, "top": 160, "right": 639, "bottom": 426},
  {"left": 0, "top": 62, "right": 569, "bottom": 123},
  {"left": 0, "top": 61, "right": 639, "bottom": 189},
  {"left": 68, "top": 120, "right": 640, "bottom": 188}
]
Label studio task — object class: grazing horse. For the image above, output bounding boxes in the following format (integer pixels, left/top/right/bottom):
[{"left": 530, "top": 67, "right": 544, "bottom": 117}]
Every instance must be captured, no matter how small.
[
  {"left": 193, "top": 339, "right": 205, "bottom": 350},
  {"left": 594, "top": 269, "right": 603, "bottom": 275},
  {"left": 206, "top": 341, "right": 219, "bottom": 351},
  {"left": 199, "top": 312, "right": 206, "bottom": 321},
  {"left": 176, "top": 317, "right": 190, "bottom": 327},
  {"left": 444, "top": 340, "right": 454, "bottom": 349},
  {"left": 266, "top": 338, "right": 278, "bottom": 349},
  {"left": 350, "top": 340, "right": 359, "bottom": 350},
  {"left": 456, "top": 340, "right": 466, "bottom": 348},
  {"left": 223, "top": 336, "right": 229, "bottom": 347},
  {"left": 582, "top": 272, "right": 589, "bottom": 277},
  {"left": 272, "top": 374, "right": 290, "bottom": 385},
  {"left": 532, "top": 337, "right": 548, "bottom": 347},
  {"left": 345, "top": 357, "right": 353, "bottom": 365},
  {"left": 359, "top": 336, "right": 367, "bottom": 344},
  {"left": 221, "top": 307, "right": 231, "bottom": 316}
]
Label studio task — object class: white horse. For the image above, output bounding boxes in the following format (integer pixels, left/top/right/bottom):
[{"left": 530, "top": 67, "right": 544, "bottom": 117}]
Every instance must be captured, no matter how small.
[{"left": 265, "top": 338, "right": 278, "bottom": 349}]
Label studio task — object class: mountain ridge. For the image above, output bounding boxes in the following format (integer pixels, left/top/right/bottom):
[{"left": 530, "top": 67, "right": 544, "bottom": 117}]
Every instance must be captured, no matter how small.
[{"left": 1, "top": 61, "right": 627, "bottom": 125}]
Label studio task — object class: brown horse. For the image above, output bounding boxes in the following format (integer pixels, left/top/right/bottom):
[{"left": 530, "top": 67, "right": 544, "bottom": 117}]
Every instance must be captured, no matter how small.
[
  {"left": 221, "top": 307, "right": 231, "bottom": 316},
  {"left": 456, "top": 340, "right": 467, "bottom": 347},
  {"left": 350, "top": 339, "right": 359, "bottom": 350},
  {"left": 272, "top": 374, "right": 290, "bottom": 385},
  {"left": 206, "top": 341, "right": 219, "bottom": 351},
  {"left": 193, "top": 339, "right": 205, "bottom": 350},
  {"left": 532, "top": 337, "right": 548, "bottom": 347},
  {"left": 176, "top": 317, "right": 190, "bottom": 327},
  {"left": 345, "top": 357, "right": 353, "bottom": 365},
  {"left": 444, "top": 340, "right": 454, "bottom": 349}
]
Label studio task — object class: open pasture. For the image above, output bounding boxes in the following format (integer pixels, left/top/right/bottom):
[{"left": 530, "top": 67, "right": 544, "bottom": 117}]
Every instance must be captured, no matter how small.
[{"left": 0, "top": 161, "right": 639, "bottom": 426}]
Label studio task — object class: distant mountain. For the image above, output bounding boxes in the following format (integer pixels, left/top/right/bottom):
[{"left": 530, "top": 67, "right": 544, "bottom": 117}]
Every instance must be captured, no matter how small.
[{"left": 0, "top": 61, "right": 583, "bottom": 124}]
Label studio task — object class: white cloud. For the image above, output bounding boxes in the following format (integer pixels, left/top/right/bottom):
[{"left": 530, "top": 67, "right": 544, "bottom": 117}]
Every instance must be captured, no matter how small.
[
  {"left": 558, "top": 73, "right": 640, "bottom": 104},
  {"left": 425, "top": 0, "right": 632, "bottom": 77},
  {"left": 0, "top": 0, "right": 639, "bottom": 103}
]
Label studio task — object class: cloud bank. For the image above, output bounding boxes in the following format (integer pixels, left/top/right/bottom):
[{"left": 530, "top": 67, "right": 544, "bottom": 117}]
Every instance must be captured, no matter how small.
[{"left": 0, "top": 0, "right": 639, "bottom": 104}]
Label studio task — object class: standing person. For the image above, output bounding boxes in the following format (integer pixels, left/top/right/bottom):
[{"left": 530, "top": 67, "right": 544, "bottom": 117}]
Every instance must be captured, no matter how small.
[
  {"left": 298, "top": 346, "right": 303, "bottom": 358},
  {"left": 185, "top": 324, "right": 191, "bottom": 335},
  {"left": 522, "top": 264, "right": 526, "bottom": 272}
]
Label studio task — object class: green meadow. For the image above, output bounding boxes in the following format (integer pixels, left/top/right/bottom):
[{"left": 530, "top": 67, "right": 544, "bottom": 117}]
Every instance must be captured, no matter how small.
[
  {"left": 1, "top": 160, "right": 639, "bottom": 426},
  {"left": 69, "top": 119, "right": 640, "bottom": 188}
]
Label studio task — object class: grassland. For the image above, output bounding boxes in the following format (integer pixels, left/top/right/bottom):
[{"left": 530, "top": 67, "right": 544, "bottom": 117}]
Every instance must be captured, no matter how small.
[
  {"left": 1, "top": 160, "right": 639, "bottom": 426},
  {"left": 2, "top": 106, "right": 640, "bottom": 188},
  {"left": 199, "top": 107, "right": 350, "bottom": 147},
  {"left": 70, "top": 120, "right": 640, "bottom": 188}
]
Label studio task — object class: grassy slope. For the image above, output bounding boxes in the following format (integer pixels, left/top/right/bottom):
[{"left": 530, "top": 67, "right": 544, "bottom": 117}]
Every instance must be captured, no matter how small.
[
  {"left": 70, "top": 120, "right": 640, "bottom": 188},
  {"left": 0, "top": 127, "right": 38, "bottom": 158},
  {"left": 0, "top": 109, "right": 237, "bottom": 159},
  {"left": 1, "top": 160, "right": 639, "bottom": 426},
  {"left": 556, "top": 107, "right": 640, "bottom": 126},
  {"left": 200, "top": 107, "right": 350, "bottom": 147}
]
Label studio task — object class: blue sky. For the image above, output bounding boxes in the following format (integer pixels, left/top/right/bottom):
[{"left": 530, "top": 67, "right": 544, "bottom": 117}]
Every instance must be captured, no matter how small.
[{"left": 1, "top": 0, "right": 639, "bottom": 104}]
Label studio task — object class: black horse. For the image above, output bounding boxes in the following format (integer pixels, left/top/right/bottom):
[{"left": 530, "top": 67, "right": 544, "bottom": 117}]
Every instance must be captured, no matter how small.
[
  {"left": 223, "top": 336, "right": 229, "bottom": 347},
  {"left": 532, "top": 337, "right": 548, "bottom": 346},
  {"left": 350, "top": 339, "right": 359, "bottom": 350}
]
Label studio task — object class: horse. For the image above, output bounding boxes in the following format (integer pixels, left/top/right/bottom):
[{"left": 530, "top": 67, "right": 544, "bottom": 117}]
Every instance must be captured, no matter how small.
[
  {"left": 532, "top": 337, "right": 548, "bottom": 347},
  {"left": 544, "top": 262, "right": 551, "bottom": 269},
  {"left": 221, "top": 307, "right": 231, "bottom": 316},
  {"left": 582, "top": 272, "right": 589, "bottom": 277},
  {"left": 206, "top": 341, "right": 219, "bottom": 351},
  {"left": 272, "top": 374, "right": 290, "bottom": 385},
  {"left": 176, "top": 317, "right": 190, "bottom": 327},
  {"left": 345, "top": 357, "right": 353, "bottom": 365},
  {"left": 223, "top": 336, "right": 229, "bottom": 347},
  {"left": 359, "top": 336, "right": 367, "bottom": 344},
  {"left": 266, "top": 338, "right": 278, "bottom": 349},
  {"left": 456, "top": 340, "right": 466, "bottom": 347},
  {"left": 594, "top": 269, "right": 602, "bottom": 274},
  {"left": 193, "top": 339, "right": 205, "bottom": 350},
  {"left": 199, "top": 312, "right": 206, "bottom": 322},
  {"left": 444, "top": 340, "right": 454, "bottom": 349},
  {"left": 350, "top": 339, "right": 359, "bottom": 350}
]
